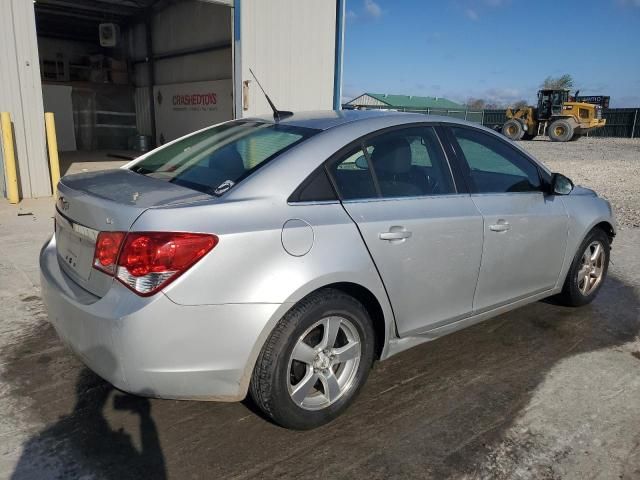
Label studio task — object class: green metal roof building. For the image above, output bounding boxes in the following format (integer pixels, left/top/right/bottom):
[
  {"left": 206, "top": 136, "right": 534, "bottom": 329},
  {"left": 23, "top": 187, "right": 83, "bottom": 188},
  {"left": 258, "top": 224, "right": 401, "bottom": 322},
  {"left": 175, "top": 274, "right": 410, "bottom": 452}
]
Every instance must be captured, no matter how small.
[{"left": 345, "top": 92, "right": 463, "bottom": 110}]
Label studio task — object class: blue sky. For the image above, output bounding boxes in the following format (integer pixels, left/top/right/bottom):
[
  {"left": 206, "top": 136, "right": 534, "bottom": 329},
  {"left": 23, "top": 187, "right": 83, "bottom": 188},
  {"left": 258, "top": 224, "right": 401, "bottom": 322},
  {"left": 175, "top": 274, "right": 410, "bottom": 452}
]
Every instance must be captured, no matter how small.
[{"left": 343, "top": 0, "right": 640, "bottom": 107}]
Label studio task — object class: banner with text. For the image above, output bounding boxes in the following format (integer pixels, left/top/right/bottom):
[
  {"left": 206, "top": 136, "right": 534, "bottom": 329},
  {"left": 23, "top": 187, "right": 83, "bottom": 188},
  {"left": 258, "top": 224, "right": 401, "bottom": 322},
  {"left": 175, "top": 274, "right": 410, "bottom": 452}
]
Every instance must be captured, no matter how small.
[{"left": 154, "top": 79, "right": 233, "bottom": 144}]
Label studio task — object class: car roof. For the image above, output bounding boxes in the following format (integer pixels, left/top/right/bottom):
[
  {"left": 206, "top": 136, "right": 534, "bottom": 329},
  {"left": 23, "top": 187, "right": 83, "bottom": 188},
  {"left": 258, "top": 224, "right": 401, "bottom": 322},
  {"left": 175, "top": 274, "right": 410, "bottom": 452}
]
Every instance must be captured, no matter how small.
[
  {"left": 247, "top": 109, "right": 478, "bottom": 131},
  {"left": 245, "top": 109, "right": 551, "bottom": 176}
]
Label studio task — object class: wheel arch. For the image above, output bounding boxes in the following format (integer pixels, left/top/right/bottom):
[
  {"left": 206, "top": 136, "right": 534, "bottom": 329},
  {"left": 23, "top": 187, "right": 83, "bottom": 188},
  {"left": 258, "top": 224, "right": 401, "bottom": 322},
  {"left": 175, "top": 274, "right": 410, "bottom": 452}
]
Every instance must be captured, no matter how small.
[
  {"left": 319, "top": 282, "right": 389, "bottom": 360},
  {"left": 592, "top": 220, "right": 616, "bottom": 244},
  {"left": 555, "top": 212, "right": 616, "bottom": 292},
  {"left": 238, "top": 278, "right": 396, "bottom": 399}
]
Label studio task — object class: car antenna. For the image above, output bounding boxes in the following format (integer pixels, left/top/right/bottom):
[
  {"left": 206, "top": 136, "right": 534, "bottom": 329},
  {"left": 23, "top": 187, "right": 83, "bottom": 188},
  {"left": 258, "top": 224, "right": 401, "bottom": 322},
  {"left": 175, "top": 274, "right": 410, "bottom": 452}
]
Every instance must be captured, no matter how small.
[{"left": 249, "top": 68, "right": 293, "bottom": 121}]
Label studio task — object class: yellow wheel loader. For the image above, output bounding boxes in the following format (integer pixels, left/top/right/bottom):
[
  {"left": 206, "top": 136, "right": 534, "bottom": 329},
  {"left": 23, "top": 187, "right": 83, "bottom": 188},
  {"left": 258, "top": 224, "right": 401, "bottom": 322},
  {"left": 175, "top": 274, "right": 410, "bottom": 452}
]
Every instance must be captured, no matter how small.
[{"left": 502, "top": 89, "right": 606, "bottom": 142}]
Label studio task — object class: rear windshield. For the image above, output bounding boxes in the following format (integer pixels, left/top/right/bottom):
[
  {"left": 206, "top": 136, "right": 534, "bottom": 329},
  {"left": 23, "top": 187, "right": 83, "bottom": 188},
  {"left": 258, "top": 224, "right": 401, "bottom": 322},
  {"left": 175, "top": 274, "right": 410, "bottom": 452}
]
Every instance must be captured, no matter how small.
[{"left": 130, "top": 121, "right": 318, "bottom": 195}]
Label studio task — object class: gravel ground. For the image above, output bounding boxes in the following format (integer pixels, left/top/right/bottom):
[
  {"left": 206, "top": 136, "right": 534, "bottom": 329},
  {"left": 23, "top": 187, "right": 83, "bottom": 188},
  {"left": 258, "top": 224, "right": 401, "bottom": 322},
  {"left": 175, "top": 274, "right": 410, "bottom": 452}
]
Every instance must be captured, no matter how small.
[{"left": 519, "top": 137, "right": 640, "bottom": 228}]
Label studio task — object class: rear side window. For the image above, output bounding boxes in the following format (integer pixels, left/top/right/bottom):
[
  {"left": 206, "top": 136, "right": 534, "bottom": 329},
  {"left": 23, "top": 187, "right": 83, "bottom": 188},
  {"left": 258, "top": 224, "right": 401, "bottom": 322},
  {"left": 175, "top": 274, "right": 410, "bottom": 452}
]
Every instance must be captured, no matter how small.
[
  {"left": 451, "top": 127, "right": 542, "bottom": 194},
  {"left": 130, "top": 121, "right": 318, "bottom": 195},
  {"left": 330, "top": 147, "right": 378, "bottom": 200},
  {"left": 291, "top": 168, "right": 337, "bottom": 202},
  {"left": 328, "top": 126, "right": 455, "bottom": 200}
]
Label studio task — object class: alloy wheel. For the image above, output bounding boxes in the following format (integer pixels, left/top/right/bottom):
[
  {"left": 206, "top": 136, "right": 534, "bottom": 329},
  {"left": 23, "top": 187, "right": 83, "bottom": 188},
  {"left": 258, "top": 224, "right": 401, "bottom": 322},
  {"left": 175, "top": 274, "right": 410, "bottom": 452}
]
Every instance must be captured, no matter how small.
[
  {"left": 287, "top": 316, "right": 361, "bottom": 411},
  {"left": 577, "top": 241, "right": 605, "bottom": 296}
]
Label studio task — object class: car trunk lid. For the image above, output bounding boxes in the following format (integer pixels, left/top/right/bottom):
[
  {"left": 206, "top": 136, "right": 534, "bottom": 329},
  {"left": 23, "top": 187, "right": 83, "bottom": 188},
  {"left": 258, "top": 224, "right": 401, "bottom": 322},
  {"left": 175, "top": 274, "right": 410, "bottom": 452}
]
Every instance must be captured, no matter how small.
[{"left": 55, "top": 169, "right": 211, "bottom": 297}]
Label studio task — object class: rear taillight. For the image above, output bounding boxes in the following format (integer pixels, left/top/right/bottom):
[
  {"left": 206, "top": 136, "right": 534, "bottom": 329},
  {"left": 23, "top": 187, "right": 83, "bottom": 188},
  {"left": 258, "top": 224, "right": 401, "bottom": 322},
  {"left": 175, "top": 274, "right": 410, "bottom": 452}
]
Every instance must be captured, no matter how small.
[
  {"left": 93, "top": 232, "right": 125, "bottom": 275},
  {"left": 92, "top": 231, "right": 218, "bottom": 296}
]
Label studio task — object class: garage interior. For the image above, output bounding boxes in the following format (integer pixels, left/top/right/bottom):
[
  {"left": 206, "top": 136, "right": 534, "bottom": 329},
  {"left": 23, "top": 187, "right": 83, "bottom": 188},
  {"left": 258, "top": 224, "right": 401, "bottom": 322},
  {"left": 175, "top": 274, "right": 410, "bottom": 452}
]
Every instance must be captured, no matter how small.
[{"left": 34, "top": 0, "right": 234, "bottom": 175}]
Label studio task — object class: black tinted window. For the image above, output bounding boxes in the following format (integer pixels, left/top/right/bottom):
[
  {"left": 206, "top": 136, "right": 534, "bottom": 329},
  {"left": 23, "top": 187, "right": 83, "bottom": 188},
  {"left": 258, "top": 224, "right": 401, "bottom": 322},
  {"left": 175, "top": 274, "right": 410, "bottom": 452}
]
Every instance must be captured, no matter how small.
[
  {"left": 294, "top": 168, "right": 337, "bottom": 202},
  {"left": 365, "top": 127, "right": 455, "bottom": 198},
  {"left": 330, "top": 148, "right": 377, "bottom": 200},
  {"left": 451, "top": 127, "right": 541, "bottom": 193}
]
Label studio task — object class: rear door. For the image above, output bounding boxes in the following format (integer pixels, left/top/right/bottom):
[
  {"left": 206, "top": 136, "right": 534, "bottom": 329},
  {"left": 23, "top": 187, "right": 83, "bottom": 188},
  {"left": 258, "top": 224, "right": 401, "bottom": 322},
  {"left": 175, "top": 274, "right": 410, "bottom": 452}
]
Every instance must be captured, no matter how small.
[
  {"left": 328, "top": 125, "right": 484, "bottom": 336},
  {"left": 446, "top": 126, "right": 569, "bottom": 312}
]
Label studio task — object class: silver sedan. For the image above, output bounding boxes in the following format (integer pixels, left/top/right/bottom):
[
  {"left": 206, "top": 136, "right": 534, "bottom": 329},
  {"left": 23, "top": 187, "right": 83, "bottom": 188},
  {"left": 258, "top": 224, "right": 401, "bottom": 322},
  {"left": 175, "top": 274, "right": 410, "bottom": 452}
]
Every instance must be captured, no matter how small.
[{"left": 40, "top": 110, "right": 615, "bottom": 429}]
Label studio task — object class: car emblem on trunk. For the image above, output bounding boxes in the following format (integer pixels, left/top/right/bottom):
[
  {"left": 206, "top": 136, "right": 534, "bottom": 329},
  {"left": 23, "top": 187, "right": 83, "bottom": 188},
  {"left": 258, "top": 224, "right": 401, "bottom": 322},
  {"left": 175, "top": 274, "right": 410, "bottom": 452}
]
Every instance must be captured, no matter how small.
[
  {"left": 132, "top": 192, "right": 140, "bottom": 202},
  {"left": 58, "top": 196, "right": 69, "bottom": 211}
]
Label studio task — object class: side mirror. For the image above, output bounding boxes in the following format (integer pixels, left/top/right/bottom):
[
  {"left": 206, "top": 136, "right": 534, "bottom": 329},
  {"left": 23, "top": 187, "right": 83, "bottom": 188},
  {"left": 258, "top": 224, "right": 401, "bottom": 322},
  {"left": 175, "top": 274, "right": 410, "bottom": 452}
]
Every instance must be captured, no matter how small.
[
  {"left": 354, "top": 155, "right": 369, "bottom": 170},
  {"left": 550, "top": 173, "right": 574, "bottom": 195}
]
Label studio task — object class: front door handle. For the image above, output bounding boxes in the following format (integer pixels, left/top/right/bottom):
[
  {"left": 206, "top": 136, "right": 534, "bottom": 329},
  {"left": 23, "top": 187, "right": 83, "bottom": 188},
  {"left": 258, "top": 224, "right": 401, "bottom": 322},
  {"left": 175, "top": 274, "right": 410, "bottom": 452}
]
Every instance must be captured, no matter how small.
[
  {"left": 379, "top": 227, "right": 412, "bottom": 241},
  {"left": 489, "top": 220, "right": 510, "bottom": 232}
]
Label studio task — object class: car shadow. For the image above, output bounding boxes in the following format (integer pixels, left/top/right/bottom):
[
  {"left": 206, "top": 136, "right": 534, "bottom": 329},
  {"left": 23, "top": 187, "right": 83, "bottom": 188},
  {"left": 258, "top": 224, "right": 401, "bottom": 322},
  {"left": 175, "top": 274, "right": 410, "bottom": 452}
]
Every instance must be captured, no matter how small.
[
  {"left": 2, "top": 274, "right": 639, "bottom": 479},
  {"left": 8, "top": 347, "right": 166, "bottom": 480}
]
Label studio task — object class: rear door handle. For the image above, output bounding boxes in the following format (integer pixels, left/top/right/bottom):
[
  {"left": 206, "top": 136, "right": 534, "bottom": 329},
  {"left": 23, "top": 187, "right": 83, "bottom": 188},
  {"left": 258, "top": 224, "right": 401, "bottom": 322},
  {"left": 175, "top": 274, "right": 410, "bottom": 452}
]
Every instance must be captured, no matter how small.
[
  {"left": 489, "top": 220, "right": 510, "bottom": 232},
  {"left": 379, "top": 227, "right": 412, "bottom": 241}
]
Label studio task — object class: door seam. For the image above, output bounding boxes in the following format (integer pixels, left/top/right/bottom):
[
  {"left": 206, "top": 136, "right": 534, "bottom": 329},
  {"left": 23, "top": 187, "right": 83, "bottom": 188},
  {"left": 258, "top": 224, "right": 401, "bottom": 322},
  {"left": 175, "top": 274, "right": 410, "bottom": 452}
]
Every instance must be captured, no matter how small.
[
  {"left": 468, "top": 194, "right": 485, "bottom": 313},
  {"left": 337, "top": 201, "right": 401, "bottom": 338}
]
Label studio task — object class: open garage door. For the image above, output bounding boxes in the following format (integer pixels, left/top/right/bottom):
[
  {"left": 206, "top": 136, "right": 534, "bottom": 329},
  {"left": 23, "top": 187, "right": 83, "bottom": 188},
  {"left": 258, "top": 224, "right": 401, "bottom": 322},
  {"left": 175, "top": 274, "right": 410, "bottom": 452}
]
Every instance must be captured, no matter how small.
[{"left": 2, "top": 0, "right": 342, "bottom": 198}]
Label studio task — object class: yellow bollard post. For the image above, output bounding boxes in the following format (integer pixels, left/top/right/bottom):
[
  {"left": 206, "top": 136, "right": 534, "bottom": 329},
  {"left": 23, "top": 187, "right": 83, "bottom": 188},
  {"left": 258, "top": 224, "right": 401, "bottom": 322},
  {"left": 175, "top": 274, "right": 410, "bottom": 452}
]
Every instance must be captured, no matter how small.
[
  {"left": 44, "top": 112, "right": 61, "bottom": 196},
  {"left": 1, "top": 112, "right": 20, "bottom": 204}
]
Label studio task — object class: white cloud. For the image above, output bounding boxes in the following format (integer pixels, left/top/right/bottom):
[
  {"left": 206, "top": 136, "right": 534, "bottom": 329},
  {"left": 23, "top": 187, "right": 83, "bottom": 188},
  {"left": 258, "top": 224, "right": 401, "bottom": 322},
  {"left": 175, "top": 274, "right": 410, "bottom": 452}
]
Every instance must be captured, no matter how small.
[
  {"left": 364, "top": 0, "right": 383, "bottom": 18},
  {"left": 465, "top": 8, "right": 479, "bottom": 20},
  {"left": 485, "top": 0, "right": 508, "bottom": 6},
  {"left": 425, "top": 31, "right": 442, "bottom": 43},
  {"left": 341, "top": 84, "right": 365, "bottom": 104},
  {"left": 617, "top": 0, "right": 640, "bottom": 7},
  {"left": 443, "top": 86, "right": 531, "bottom": 107},
  {"left": 611, "top": 95, "right": 640, "bottom": 107}
]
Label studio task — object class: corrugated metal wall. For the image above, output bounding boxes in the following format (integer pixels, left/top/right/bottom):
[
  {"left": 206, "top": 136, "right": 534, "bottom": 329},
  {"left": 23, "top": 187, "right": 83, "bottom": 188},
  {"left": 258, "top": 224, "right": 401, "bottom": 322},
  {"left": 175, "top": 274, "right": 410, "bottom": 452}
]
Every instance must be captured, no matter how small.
[
  {"left": 0, "top": 0, "right": 51, "bottom": 198},
  {"left": 585, "top": 108, "right": 639, "bottom": 138},
  {"left": 129, "top": 1, "right": 233, "bottom": 141},
  {"left": 152, "top": 2, "right": 232, "bottom": 85},
  {"left": 134, "top": 87, "right": 153, "bottom": 137},
  {"left": 240, "top": 0, "right": 336, "bottom": 117},
  {"left": 356, "top": 105, "right": 640, "bottom": 138}
]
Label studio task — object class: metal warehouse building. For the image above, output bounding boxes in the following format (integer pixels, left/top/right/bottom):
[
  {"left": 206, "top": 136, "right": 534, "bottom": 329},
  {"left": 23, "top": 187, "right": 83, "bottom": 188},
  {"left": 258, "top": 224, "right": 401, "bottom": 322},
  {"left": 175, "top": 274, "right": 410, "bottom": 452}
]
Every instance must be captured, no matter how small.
[
  {"left": 345, "top": 93, "right": 463, "bottom": 110},
  {"left": 0, "top": 0, "right": 345, "bottom": 199}
]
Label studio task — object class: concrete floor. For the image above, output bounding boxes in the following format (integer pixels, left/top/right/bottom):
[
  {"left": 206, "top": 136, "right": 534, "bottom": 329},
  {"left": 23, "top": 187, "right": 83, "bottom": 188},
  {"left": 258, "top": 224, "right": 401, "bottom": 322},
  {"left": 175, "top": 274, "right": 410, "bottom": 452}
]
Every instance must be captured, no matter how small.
[
  {"left": 59, "top": 150, "right": 133, "bottom": 177},
  {"left": 0, "top": 198, "right": 638, "bottom": 480}
]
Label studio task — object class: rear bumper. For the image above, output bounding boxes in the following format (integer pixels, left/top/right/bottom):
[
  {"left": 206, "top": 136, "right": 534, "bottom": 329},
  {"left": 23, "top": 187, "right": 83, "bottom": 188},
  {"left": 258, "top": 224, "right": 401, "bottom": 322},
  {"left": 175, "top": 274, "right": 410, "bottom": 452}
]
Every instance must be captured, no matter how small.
[{"left": 40, "top": 235, "right": 282, "bottom": 401}]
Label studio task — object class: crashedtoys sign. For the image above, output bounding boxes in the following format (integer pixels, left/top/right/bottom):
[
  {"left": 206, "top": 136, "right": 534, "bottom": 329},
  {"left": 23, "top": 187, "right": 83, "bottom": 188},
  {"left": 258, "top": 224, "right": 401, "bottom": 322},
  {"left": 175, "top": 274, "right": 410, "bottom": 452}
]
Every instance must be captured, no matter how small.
[{"left": 154, "top": 80, "right": 232, "bottom": 143}]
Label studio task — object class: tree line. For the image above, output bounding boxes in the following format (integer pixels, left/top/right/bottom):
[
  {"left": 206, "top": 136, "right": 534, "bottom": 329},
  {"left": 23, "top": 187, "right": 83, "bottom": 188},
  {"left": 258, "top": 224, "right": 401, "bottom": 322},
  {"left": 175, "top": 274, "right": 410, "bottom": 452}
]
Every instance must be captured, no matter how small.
[{"left": 465, "top": 74, "right": 575, "bottom": 110}]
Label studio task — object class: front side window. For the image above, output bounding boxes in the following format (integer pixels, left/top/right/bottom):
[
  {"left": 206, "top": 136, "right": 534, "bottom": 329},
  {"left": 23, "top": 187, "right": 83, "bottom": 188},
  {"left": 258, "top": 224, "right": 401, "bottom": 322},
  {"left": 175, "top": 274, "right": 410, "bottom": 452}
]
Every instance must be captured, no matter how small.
[
  {"left": 130, "top": 121, "right": 318, "bottom": 195},
  {"left": 451, "top": 127, "right": 542, "bottom": 194}
]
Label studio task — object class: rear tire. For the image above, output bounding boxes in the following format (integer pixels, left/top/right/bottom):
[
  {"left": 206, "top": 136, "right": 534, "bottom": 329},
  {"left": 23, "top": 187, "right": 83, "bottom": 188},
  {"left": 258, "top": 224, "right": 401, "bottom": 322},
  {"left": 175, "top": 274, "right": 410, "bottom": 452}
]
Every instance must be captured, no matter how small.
[
  {"left": 548, "top": 119, "right": 574, "bottom": 142},
  {"left": 502, "top": 119, "right": 524, "bottom": 141},
  {"left": 554, "top": 229, "right": 610, "bottom": 307},
  {"left": 250, "top": 289, "right": 375, "bottom": 430}
]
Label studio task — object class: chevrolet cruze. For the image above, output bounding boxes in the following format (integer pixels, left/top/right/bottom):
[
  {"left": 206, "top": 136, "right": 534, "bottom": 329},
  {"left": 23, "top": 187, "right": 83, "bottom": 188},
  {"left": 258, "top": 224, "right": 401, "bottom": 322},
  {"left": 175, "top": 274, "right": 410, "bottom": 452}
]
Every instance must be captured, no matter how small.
[{"left": 40, "top": 110, "right": 615, "bottom": 429}]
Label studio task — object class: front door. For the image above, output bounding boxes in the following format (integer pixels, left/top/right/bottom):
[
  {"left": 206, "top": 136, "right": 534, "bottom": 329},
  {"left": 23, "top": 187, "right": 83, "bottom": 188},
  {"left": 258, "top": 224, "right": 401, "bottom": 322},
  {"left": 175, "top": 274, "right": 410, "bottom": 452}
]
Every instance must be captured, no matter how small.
[
  {"left": 448, "top": 126, "right": 569, "bottom": 312},
  {"left": 328, "top": 125, "right": 484, "bottom": 336}
]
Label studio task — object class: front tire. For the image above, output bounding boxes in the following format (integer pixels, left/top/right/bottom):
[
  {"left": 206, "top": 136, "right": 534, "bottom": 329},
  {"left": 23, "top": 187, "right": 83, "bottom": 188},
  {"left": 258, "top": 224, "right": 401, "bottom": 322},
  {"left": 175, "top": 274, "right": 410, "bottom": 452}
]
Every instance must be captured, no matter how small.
[
  {"left": 250, "top": 289, "right": 375, "bottom": 430},
  {"left": 548, "top": 119, "right": 574, "bottom": 142},
  {"left": 555, "top": 229, "right": 610, "bottom": 307},
  {"left": 502, "top": 119, "right": 524, "bottom": 141}
]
